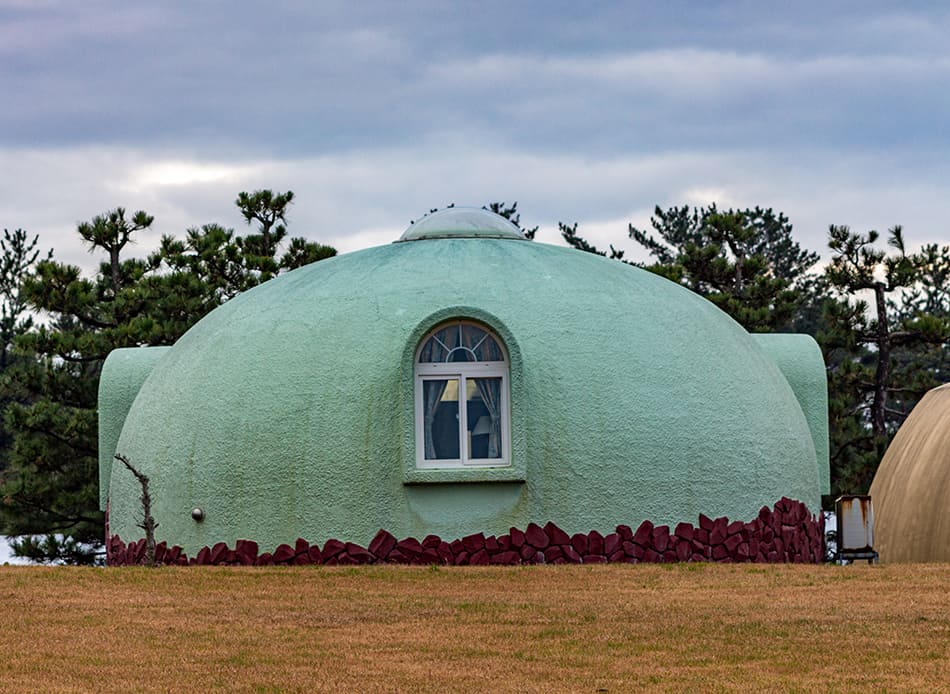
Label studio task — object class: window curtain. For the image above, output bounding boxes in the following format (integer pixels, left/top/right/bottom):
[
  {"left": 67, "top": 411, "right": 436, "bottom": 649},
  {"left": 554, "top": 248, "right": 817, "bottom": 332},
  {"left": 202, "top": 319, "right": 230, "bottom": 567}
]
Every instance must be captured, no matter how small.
[
  {"left": 419, "top": 337, "right": 447, "bottom": 363},
  {"left": 475, "top": 378, "right": 502, "bottom": 458},
  {"left": 422, "top": 379, "right": 448, "bottom": 459}
]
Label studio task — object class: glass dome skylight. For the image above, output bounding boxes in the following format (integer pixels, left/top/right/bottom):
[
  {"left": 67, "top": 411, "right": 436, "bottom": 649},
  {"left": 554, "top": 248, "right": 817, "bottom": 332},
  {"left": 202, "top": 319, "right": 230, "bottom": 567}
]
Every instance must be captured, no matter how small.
[{"left": 397, "top": 207, "right": 525, "bottom": 242}]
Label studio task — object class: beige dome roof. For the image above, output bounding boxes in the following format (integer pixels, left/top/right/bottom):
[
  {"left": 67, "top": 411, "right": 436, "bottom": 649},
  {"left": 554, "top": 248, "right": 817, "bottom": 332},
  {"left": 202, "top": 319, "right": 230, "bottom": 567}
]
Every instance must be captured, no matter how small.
[{"left": 870, "top": 383, "right": 950, "bottom": 562}]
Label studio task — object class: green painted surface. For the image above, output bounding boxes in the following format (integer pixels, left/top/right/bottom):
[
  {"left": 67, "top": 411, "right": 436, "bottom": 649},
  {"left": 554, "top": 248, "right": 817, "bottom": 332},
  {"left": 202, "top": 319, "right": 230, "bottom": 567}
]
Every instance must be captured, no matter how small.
[
  {"left": 97, "top": 346, "right": 171, "bottom": 510},
  {"left": 752, "top": 333, "right": 830, "bottom": 495},
  {"left": 105, "top": 210, "right": 826, "bottom": 554}
]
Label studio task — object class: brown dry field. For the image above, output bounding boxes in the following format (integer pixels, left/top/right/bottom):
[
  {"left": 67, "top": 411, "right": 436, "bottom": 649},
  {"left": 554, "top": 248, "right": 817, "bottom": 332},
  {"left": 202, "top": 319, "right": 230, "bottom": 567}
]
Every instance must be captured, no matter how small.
[{"left": 0, "top": 563, "right": 948, "bottom": 693}]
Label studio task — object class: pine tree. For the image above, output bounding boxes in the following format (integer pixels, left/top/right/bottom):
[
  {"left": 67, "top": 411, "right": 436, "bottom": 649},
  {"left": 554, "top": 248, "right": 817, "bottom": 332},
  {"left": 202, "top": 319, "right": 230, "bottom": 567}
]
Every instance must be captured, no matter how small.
[
  {"left": 1, "top": 229, "right": 49, "bottom": 371},
  {"left": 560, "top": 222, "right": 628, "bottom": 261},
  {"left": 234, "top": 190, "right": 336, "bottom": 277},
  {"left": 823, "top": 225, "right": 950, "bottom": 493},
  {"left": 1, "top": 209, "right": 159, "bottom": 563},
  {"left": 0, "top": 229, "right": 51, "bottom": 482},
  {"left": 235, "top": 189, "right": 294, "bottom": 281},
  {"left": 483, "top": 202, "right": 539, "bottom": 240},
  {"left": 561, "top": 204, "right": 820, "bottom": 332},
  {"left": 1, "top": 193, "right": 337, "bottom": 562}
]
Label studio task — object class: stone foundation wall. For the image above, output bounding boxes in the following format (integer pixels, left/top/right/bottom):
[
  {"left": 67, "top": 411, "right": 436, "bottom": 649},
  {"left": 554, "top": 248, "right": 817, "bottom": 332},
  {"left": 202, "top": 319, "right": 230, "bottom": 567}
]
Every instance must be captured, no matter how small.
[{"left": 107, "top": 497, "right": 824, "bottom": 566}]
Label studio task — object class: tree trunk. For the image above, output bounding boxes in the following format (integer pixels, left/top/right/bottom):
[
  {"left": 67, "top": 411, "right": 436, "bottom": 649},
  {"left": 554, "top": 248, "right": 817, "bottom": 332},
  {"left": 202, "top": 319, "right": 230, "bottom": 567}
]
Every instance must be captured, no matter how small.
[
  {"left": 871, "top": 282, "right": 890, "bottom": 437},
  {"left": 261, "top": 220, "right": 273, "bottom": 258},
  {"left": 110, "top": 246, "right": 121, "bottom": 292}
]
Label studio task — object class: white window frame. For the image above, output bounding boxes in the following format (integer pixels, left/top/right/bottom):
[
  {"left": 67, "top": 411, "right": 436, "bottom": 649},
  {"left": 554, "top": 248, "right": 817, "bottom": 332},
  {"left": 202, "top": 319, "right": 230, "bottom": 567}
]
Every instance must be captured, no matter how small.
[{"left": 414, "top": 326, "right": 511, "bottom": 469}]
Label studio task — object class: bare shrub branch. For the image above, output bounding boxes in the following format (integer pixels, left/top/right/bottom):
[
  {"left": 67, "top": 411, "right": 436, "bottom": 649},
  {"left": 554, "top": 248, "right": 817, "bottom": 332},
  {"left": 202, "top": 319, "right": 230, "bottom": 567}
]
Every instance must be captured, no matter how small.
[{"left": 114, "top": 453, "right": 158, "bottom": 567}]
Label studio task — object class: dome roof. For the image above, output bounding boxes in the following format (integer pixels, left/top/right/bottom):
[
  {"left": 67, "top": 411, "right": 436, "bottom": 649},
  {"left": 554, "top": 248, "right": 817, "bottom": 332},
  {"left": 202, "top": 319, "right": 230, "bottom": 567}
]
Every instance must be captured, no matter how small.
[
  {"left": 869, "top": 384, "right": 950, "bottom": 562},
  {"left": 398, "top": 207, "right": 525, "bottom": 241},
  {"left": 105, "top": 227, "right": 822, "bottom": 554}
]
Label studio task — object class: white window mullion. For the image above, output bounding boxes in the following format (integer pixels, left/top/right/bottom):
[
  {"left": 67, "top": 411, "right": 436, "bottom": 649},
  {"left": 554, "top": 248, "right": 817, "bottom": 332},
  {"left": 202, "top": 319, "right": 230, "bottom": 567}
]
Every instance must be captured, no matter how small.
[
  {"left": 458, "top": 374, "right": 469, "bottom": 465},
  {"left": 415, "top": 376, "right": 424, "bottom": 466}
]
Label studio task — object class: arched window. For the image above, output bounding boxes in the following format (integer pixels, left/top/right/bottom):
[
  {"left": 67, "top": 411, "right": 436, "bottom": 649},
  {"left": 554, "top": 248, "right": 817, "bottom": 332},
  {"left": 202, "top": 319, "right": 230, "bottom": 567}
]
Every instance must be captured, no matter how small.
[{"left": 415, "top": 321, "right": 510, "bottom": 468}]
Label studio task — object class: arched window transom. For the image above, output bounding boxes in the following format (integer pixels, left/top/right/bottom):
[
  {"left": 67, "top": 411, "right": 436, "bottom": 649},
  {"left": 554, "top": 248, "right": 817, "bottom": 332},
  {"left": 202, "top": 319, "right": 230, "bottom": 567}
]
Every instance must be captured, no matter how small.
[{"left": 415, "top": 322, "right": 510, "bottom": 468}]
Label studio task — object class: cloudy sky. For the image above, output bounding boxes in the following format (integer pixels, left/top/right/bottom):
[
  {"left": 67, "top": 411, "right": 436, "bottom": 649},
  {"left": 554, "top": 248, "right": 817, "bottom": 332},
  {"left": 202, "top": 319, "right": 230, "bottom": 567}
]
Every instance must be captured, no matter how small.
[{"left": 2, "top": 1, "right": 949, "bottom": 270}]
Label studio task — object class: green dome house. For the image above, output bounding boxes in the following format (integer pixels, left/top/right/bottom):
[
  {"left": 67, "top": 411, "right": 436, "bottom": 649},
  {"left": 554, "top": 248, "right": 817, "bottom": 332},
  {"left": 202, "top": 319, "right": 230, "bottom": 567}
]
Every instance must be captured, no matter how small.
[{"left": 101, "top": 208, "right": 828, "bottom": 566}]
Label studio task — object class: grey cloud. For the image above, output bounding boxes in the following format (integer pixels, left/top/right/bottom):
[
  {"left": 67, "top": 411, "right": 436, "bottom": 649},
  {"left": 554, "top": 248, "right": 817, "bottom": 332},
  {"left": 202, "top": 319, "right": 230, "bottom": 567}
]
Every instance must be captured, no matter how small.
[
  {"left": 5, "top": 2, "right": 950, "bottom": 155},
  {"left": 5, "top": 141, "right": 947, "bottom": 277},
  {"left": 3, "top": 1, "right": 950, "bottom": 273}
]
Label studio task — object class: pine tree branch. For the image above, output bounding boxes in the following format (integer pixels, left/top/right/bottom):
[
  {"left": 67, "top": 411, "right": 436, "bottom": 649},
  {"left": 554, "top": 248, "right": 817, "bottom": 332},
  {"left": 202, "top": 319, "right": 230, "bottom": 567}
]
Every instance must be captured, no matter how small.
[
  {"left": 5, "top": 494, "right": 100, "bottom": 527},
  {"left": 56, "top": 351, "right": 110, "bottom": 364},
  {"left": 28, "top": 425, "right": 98, "bottom": 457},
  {"left": 830, "top": 435, "right": 876, "bottom": 464}
]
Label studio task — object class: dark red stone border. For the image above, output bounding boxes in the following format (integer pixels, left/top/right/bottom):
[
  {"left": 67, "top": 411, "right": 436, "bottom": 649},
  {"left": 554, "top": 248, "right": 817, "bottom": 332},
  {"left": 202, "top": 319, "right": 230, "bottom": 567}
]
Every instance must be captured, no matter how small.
[{"left": 106, "top": 497, "right": 824, "bottom": 566}]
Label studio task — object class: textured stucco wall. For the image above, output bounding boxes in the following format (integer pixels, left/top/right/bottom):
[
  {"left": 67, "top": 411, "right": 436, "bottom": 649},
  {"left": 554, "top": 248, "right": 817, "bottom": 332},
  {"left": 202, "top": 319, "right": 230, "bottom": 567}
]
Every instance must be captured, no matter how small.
[
  {"left": 107, "top": 238, "right": 821, "bottom": 555},
  {"left": 752, "top": 333, "right": 830, "bottom": 495},
  {"left": 870, "top": 384, "right": 950, "bottom": 562},
  {"left": 97, "top": 346, "right": 171, "bottom": 510}
]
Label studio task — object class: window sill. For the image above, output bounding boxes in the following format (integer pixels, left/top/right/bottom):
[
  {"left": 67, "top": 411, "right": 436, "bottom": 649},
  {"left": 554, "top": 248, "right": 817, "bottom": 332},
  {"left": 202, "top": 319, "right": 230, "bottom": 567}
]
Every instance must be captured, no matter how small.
[{"left": 404, "top": 466, "right": 526, "bottom": 485}]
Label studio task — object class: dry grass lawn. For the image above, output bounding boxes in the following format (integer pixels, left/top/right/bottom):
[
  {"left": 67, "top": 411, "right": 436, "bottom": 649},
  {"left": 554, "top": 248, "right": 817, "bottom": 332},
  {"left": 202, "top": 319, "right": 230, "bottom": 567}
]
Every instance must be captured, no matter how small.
[{"left": 0, "top": 563, "right": 948, "bottom": 692}]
